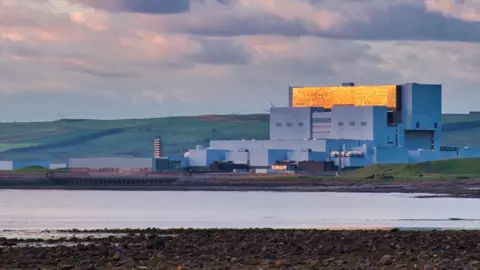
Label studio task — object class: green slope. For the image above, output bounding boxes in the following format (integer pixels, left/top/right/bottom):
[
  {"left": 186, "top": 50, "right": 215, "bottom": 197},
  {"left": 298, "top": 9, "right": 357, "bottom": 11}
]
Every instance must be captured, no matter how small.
[
  {"left": 0, "top": 113, "right": 478, "bottom": 162},
  {"left": 355, "top": 158, "right": 480, "bottom": 179},
  {"left": 0, "top": 115, "right": 269, "bottom": 162}
]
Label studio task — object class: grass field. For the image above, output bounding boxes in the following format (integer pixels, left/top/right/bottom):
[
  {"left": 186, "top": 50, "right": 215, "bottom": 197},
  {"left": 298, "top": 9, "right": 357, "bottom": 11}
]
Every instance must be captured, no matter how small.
[
  {"left": 0, "top": 113, "right": 478, "bottom": 162},
  {"left": 354, "top": 158, "right": 480, "bottom": 180}
]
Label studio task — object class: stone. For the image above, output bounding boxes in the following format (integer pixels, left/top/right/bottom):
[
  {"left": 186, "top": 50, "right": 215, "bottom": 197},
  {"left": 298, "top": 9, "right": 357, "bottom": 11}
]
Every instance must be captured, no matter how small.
[
  {"left": 379, "top": 255, "right": 394, "bottom": 265},
  {"left": 57, "top": 265, "right": 74, "bottom": 270},
  {"left": 322, "top": 257, "right": 335, "bottom": 266}
]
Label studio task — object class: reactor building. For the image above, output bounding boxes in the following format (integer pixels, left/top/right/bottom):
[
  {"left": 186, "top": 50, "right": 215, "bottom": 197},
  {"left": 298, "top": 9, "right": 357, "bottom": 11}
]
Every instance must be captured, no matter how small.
[{"left": 185, "top": 83, "right": 480, "bottom": 170}]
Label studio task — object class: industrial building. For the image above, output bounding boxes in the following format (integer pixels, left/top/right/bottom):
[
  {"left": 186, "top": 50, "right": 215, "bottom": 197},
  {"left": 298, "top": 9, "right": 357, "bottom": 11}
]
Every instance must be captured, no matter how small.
[{"left": 185, "top": 83, "right": 480, "bottom": 170}]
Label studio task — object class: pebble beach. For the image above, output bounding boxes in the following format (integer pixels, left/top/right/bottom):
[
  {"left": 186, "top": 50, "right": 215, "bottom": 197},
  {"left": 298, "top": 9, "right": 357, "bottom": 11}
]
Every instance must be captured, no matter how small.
[{"left": 2, "top": 228, "right": 480, "bottom": 269}]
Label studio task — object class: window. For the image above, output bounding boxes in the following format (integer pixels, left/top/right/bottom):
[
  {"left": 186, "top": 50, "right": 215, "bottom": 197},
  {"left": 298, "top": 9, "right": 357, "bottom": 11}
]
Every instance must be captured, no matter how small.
[
  {"left": 416, "top": 122, "right": 420, "bottom": 128},
  {"left": 361, "top": 122, "right": 367, "bottom": 126},
  {"left": 434, "top": 122, "right": 438, "bottom": 129},
  {"left": 286, "top": 123, "right": 293, "bottom": 127},
  {"left": 276, "top": 123, "right": 282, "bottom": 127},
  {"left": 298, "top": 122, "right": 304, "bottom": 127},
  {"left": 349, "top": 121, "right": 355, "bottom": 126},
  {"left": 338, "top": 122, "right": 344, "bottom": 126},
  {"left": 313, "top": 118, "right": 331, "bottom": 123}
]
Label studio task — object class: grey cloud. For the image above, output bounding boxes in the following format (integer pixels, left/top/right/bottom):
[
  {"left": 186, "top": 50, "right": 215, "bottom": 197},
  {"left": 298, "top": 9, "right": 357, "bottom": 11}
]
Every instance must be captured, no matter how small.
[
  {"left": 186, "top": 38, "right": 251, "bottom": 65},
  {"left": 69, "top": 0, "right": 190, "bottom": 14},
  {"left": 69, "top": 0, "right": 232, "bottom": 14},
  {"left": 155, "top": 1, "right": 480, "bottom": 42},
  {"left": 325, "top": 4, "right": 480, "bottom": 42},
  {"left": 65, "top": 66, "right": 141, "bottom": 78},
  {"left": 3, "top": 43, "right": 139, "bottom": 78}
]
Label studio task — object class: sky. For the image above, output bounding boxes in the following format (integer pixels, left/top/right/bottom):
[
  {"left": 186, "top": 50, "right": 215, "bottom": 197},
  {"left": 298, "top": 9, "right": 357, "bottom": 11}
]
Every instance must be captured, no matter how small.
[{"left": 0, "top": 0, "right": 479, "bottom": 121}]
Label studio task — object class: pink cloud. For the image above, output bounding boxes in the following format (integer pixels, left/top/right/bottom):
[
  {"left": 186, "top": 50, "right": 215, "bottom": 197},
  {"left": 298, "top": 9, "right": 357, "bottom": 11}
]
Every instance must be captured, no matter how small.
[{"left": 426, "top": 0, "right": 480, "bottom": 22}]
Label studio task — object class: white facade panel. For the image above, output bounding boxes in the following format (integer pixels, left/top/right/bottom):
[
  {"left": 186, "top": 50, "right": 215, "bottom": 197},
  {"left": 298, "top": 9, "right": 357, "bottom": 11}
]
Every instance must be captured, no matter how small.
[
  {"left": 330, "top": 106, "right": 375, "bottom": 141},
  {"left": 209, "top": 139, "right": 326, "bottom": 152},
  {"left": 249, "top": 149, "right": 290, "bottom": 167},
  {"left": 68, "top": 158, "right": 152, "bottom": 169},
  {"left": 249, "top": 149, "right": 269, "bottom": 167},
  {"left": 288, "top": 151, "right": 328, "bottom": 162},
  {"left": 188, "top": 149, "right": 228, "bottom": 167},
  {"left": 270, "top": 107, "right": 312, "bottom": 140},
  {"left": 225, "top": 151, "right": 249, "bottom": 164},
  {"left": 0, "top": 161, "right": 13, "bottom": 170},
  {"left": 188, "top": 150, "right": 207, "bottom": 167},
  {"left": 49, "top": 163, "right": 67, "bottom": 169}
]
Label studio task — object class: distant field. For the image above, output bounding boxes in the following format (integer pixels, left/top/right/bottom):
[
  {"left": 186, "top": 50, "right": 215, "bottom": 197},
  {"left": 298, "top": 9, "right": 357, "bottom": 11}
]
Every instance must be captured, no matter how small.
[{"left": 0, "top": 113, "right": 478, "bottom": 162}]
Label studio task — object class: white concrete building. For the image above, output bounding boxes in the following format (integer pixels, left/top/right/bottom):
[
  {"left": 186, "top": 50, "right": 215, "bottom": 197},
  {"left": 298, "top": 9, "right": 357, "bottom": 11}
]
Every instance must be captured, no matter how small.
[{"left": 186, "top": 83, "right": 478, "bottom": 169}]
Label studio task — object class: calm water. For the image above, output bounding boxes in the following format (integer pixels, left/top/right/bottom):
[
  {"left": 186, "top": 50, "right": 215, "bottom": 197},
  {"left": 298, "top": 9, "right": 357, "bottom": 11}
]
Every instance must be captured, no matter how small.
[{"left": 1, "top": 190, "right": 480, "bottom": 231}]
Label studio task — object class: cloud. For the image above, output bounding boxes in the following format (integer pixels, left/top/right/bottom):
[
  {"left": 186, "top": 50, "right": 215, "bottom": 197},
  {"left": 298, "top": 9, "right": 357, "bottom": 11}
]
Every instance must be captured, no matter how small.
[
  {"left": 1, "top": 0, "right": 480, "bottom": 120},
  {"left": 69, "top": 0, "right": 191, "bottom": 14},
  {"left": 68, "top": 0, "right": 235, "bottom": 14},
  {"left": 186, "top": 38, "right": 251, "bottom": 65},
  {"left": 138, "top": 0, "right": 480, "bottom": 43}
]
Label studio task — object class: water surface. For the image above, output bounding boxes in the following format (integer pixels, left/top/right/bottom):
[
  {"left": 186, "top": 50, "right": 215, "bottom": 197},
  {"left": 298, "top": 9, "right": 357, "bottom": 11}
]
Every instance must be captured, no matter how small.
[{"left": 1, "top": 190, "right": 479, "bottom": 231}]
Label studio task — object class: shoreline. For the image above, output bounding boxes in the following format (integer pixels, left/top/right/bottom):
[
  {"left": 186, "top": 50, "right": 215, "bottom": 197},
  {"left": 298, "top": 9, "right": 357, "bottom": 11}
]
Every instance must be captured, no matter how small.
[
  {"left": 2, "top": 228, "right": 480, "bottom": 269},
  {"left": 2, "top": 182, "right": 480, "bottom": 198}
]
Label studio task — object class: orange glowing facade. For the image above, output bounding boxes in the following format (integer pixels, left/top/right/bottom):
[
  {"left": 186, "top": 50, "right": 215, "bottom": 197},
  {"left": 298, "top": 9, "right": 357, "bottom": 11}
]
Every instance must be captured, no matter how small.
[{"left": 290, "top": 85, "right": 398, "bottom": 110}]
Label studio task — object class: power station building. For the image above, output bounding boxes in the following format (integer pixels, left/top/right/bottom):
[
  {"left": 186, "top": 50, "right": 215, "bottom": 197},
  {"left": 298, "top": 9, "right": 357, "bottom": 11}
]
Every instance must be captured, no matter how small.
[{"left": 185, "top": 83, "right": 478, "bottom": 169}]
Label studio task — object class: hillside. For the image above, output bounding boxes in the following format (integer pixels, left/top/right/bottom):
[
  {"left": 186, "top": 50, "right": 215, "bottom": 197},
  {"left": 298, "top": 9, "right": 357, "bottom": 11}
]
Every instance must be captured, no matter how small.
[
  {"left": 0, "top": 113, "right": 479, "bottom": 162},
  {"left": 354, "top": 158, "right": 480, "bottom": 179}
]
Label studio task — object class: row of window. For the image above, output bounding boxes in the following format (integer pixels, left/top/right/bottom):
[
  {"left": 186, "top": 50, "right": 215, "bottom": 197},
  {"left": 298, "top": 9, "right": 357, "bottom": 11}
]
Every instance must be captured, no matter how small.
[
  {"left": 276, "top": 123, "right": 304, "bottom": 127},
  {"left": 338, "top": 121, "right": 368, "bottom": 127},
  {"left": 277, "top": 121, "right": 438, "bottom": 128}
]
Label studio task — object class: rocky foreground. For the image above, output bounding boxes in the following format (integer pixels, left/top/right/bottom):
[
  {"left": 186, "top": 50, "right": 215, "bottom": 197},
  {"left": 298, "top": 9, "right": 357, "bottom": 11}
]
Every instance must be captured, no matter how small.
[{"left": 1, "top": 229, "right": 480, "bottom": 269}]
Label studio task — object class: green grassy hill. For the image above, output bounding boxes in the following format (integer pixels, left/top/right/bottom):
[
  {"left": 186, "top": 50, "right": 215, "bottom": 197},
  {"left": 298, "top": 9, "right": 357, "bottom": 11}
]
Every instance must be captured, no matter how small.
[
  {"left": 354, "top": 158, "right": 480, "bottom": 180},
  {"left": 0, "top": 113, "right": 478, "bottom": 162}
]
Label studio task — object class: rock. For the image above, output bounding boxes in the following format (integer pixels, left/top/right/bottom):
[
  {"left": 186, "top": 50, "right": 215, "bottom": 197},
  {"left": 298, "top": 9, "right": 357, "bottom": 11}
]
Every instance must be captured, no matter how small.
[
  {"left": 57, "top": 265, "right": 74, "bottom": 270},
  {"left": 322, "top": 257, "right": 335, "bottom": 266},
  {"left": 379, "top": 255, "right": 394, "bottom": 265}
]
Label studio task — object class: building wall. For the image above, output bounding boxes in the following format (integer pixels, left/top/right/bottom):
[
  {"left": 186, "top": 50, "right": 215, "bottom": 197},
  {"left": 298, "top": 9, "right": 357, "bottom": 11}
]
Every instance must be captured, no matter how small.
[
  {"left": 209, "top": 139, "right": 327, "bottom": 152},
  {"left": 0, "top": 161, "right": 13, "bottom": 171},
  {"left": 312, "top": 111, "right": 332, "bottom": 139},
  {"left": 288, "top": 150, "right": 328, "bottom": 162},
  {"left": 404, "top": 130, "right": 434, "bottom": 150},
  {"left": 459, "top": 148, "right": 480, "bottom": 158},
  {"left": 49, "top": 163, "right": 67, "bottom": 169},
  {"left": 401, "top": 83, "right": 442, "bottom": 131},
  {"left": 342, "top": 157, "right": 369, "bottom": 168},
  {"left": 225, "top": 151, "right": 249, "bottom": 165},
  {"left": 68, "top": 158, "right": 153, "bottom": 169},
  {"left": 270, "top": 107, "right": 312, "bottom": 140},
  {"left": 249, "top": 149, "right": 290, "bottom": 167},
  {"left": 188, "top": 149, "right": 229, "bottom": 167},
  {"left": 325, "top": 139, "right": 375, "bottom": 152},
  {"left": 330, "top": 106, "right": 388, "bottom": 142},
  {"left": 373, "top": 147, "right": 409, "bottom": 164}
]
